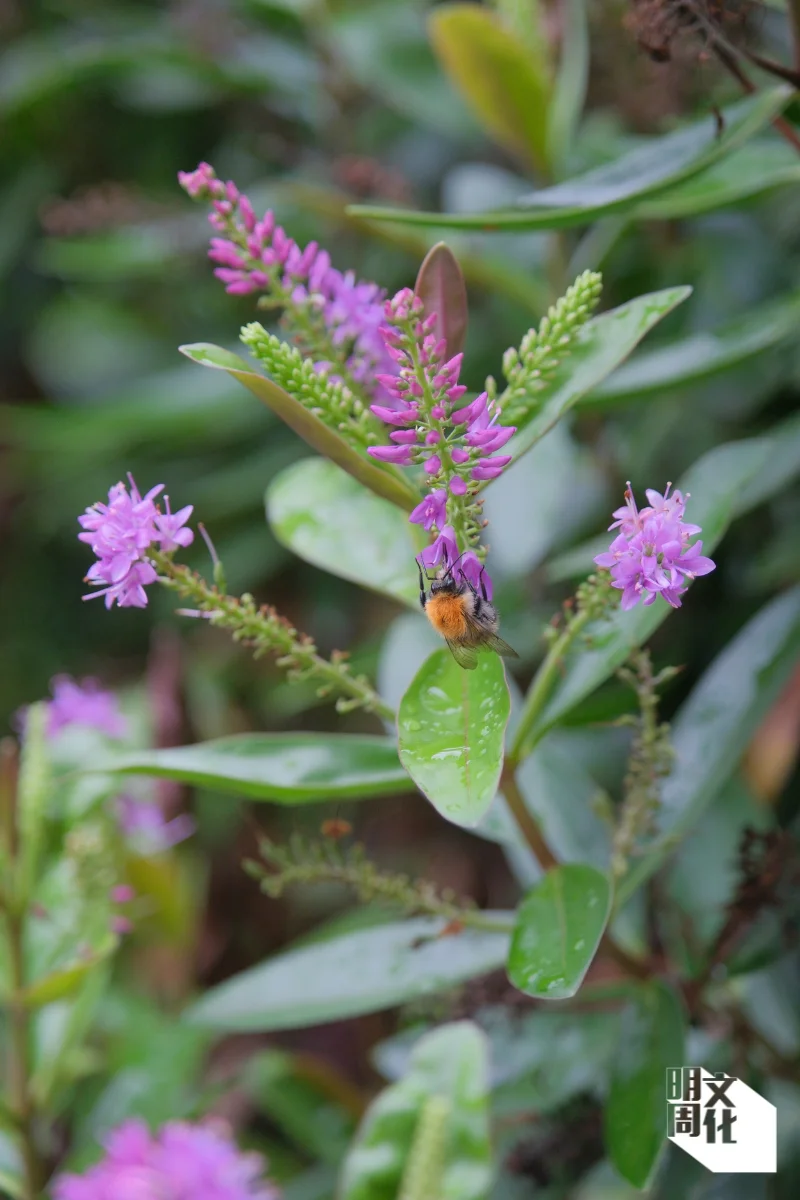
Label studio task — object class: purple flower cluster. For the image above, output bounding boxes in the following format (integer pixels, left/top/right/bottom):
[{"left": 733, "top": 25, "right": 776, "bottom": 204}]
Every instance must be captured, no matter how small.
[
  {"left": 178, "top": 162, "right": 397, "bottom": 401},
  {"left": 368, "top": 288, "right": 515, "bottom": 482},
  {"left": 79, "top": 476, "right": 193, "bottom": 609},
  {"left": 420, "top": 523, "right": 493, "bottom": 600},
  {"left": 53, "top": 1119, "right": 279, "bottom": 1200},
  {"left": 594, "top": 483, "right": 715, "bottom": 610},
  {"left": 46, "top": 676, "right": 127, "bottom": 740},
  {"left": 366, "top": 288, "right": 517, "bottom": 595}
]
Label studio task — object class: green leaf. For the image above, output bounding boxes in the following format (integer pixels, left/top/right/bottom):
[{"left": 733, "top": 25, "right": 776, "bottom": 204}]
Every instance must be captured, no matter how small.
[
  {"left": 503, "top": 287, "right": 691, "bottom": 465},
  {"left": 289, "top": 180, "right": 548, "bottom": 314},
  {"left": 179, "top": 343, "right": 419, "bottom": 512},
  {"left": 589, "top": 289, "right": 800, "bottom": 404},
  {"left": 605, "top": 982, "right": 685, "bottom": 1189},
  {"left": 340, "top": 1021, "right": 491, "bottom": 1200},
  {"left": 546, "top": 411, "right": 800, "bottom": 582},
  {"left": 521, "top": 438, "right": 769, "bottom": 746},
  {"left": 99, "top": 733, "right": 411, "bottom": 804},
  {"left": 478, "top": 736, "right": 612, "bottom": 873},
  {"left": 632, "top": 138, "right": 800, "bottom": 220},
  {"left": 347, "top": 88, "right": 791, "bottom": 229},
  {"left": 398, "top": 650, "right": 511, "bottom": 828},
  {"left": 414, "top": 242, "right": 468, "bottom": 359},
  {"left": 617, "top": 586, "right": 800, "bottom": 906},
  {"left": 186, "top": 917, "right": 511, "bottom": 1031},
  {"left": 266, "top": 457, "right": 419, "bottom": 607},
  {"left": 428, "top": 4, "right": 552, "bottom": 172},
  {"left": 507, "top": 865, "right": 611, "bottom": 999},
  {"left": 547, "top": 0, "right": 589, "bottom": 174}
]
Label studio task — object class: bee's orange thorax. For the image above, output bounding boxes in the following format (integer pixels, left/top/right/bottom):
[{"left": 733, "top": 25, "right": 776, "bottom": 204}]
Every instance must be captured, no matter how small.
[{"left": 426, "top": 593, "right": 468, "bottom": 638}]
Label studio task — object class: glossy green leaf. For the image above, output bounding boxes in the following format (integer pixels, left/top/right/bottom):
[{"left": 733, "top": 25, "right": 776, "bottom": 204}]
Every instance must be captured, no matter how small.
[
  {"left": 617, "top": 586, "right": 800, "bottom": 906},
  {"left": 633, "top": 138, "right": 800, "bottom": 220},
  {"left": 414, "top": 241, "right": 468, "bottom": 359},
  {"left": 289, "top": 180, "right": 547, "bottom": 313},
  {"left": 736, "top": 411, "right": 800, "bottom": 512},
  {"left": 507, "top": 865, "right": 611, "bottom": 999},
  {"left": 398, "top": 650, "right": 511, "bottom": 828},
  {"left": 502, "top": 287, "right": 691, "bottom": 464},
  {"left": 428, "top": 4, "right": 551, "bottom": 171},
  {"left": 589, "top": 289, "right": 800, "bottom": 404},
  {"left": 266, "top": 457, "right": 419, "bottom": 607},
  {"left": 179, "top": 343, "right": 419, "bottom": 512},
  {"left": 348, "top": 88, "right": 791, "bottom": 229},
  {"left": 340, "top": 1021, "right": 491, "bottom": 1200},
  {"left": 517, "top": 438, "right": 769, "bottom": 751},
  {"left": 547, "top": 0, "right": 589, "bottom": 173},
  {"left": 99, "top": 733, "right": 411, "bottom": 804},
  {"left": 605, "top": 982, "right": 685, "bottom": 1189},
  {"left": 187, "top": 917, "right": 512, "bottom": 1030},
  {"left": 478, "top": 735, "right": 612, "bottom": 872}
]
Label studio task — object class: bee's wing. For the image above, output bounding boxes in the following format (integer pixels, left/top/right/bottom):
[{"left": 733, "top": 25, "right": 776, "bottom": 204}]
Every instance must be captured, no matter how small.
[
  {"left": 445, "top": 639, "right": 479, "bottom": 670},
  {"left": 485, "top": 633, "right": 520, "bottom": 660}
]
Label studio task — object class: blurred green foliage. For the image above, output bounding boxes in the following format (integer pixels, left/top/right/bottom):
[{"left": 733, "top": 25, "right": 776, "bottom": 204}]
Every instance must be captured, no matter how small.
[{"left": 2, "top": 0, "right": 800, "bottom": 1196}]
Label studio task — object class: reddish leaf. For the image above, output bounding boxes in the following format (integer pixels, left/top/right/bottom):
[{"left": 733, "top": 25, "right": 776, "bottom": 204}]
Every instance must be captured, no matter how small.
[{"left": 414, "top": 242, "right": 468, "bottom": 359}]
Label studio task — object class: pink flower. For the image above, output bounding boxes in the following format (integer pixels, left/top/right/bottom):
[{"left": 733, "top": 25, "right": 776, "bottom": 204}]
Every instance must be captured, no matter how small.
[
  {"left": 409, "top": 488, "right": 447, "bottom": 532},
  {"left": 595, "top": 483, "right": 715, "bottom": 610},
  {"left": 52, "top": 1119, "right": 279, "bottom": 1200},
  {"left": 79, "top": 476, "right": 193, "bottom": 609}
]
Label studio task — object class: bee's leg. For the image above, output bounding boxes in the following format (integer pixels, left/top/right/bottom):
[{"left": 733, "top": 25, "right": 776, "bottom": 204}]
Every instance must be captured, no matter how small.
[
  {"left": 416, "top": 559, "right": 427, "bottom": 609},
  {"left": 478, "top": 566, "right": 489, "bottom": 602}
]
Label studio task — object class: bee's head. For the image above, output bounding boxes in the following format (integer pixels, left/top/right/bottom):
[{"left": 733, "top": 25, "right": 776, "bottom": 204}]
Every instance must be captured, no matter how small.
[{"left": 430, "top": 568, "right": 461, "bottom": 597}]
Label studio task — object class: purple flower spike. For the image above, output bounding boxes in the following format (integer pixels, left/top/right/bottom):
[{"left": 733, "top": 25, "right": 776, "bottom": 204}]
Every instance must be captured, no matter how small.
[
  {"left": 180, "top": 162, "right": 400, "bottom": 403},
  {"left": 79, "top": 476, "right": 193, "bottom": 609},
  {"left": 595, "top": 482, "right": 715, "bottom": 610},
  {"left": 52, "top": 1119, "right": 279, "bottom": 1200}
]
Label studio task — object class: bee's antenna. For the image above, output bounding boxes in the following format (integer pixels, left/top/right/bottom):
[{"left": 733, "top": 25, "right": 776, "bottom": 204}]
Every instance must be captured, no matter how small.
[{"left": 442, "top": 547, "right": 468, "bottom": 582}]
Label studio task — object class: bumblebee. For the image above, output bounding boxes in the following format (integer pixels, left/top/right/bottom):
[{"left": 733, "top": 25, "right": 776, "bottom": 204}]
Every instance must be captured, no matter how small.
[{"left": 417, "top": 556, "right": 519, "bottom": 670}]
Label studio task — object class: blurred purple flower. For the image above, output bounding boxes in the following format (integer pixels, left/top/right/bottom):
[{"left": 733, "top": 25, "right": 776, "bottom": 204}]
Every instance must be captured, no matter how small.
[
  {"left": 117, "top": 795, "right": 195, "bottom": 855},
  {"left": 79, "top": 475, "right": 193, "bottom": 609},
  {"left": 45, "top": 676, "right": 127, "bottom": 740},
  {"left": 595, "top": 483, "right": 715, "bottom": 610},
  {"left": 52, "top": 1118, "right": 279, "bottom": 1200}
]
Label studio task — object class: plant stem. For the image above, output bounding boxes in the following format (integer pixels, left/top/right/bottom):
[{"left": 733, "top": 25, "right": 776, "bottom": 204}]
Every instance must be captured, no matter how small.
[
  {"left": 712, "top": 43, "right": 800, "bottom": 156},
  {"left": 152, "top": 553, "right": 395, "bottom": 722},
  {"left": 508, "top": 608, "right": 592, "bottom": 766},
  {"left": 6, "top": 913, "right": 39, "bottom": 1200},
  {"left": 500, "top": 767, "right": 558, "bottom": 870}
]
